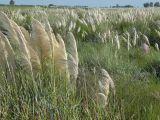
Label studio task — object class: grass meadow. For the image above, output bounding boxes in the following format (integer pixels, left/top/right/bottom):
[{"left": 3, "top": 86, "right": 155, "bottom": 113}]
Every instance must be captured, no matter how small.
[{"left": 0, "top": 6, "right": 160, "bottom": 120}]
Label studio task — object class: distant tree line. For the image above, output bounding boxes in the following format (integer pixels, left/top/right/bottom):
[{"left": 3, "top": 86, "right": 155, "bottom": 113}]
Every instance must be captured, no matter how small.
[
  {"left": 10, "top": 0, "right": 15, "bottom": 5},
  {"left": 8, "top": 0, "right": 160, "bottom": 8},
  {"left": 112, "top": 4, "right": 134, "bottom": 8},
  {"left": 144, "top": 2, "right": 160, "bottom": 7}
]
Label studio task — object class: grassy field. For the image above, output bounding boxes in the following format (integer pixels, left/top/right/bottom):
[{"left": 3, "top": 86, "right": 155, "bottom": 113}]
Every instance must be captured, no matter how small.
[{"left": 0, "top": 6, "right": 160, "bottom": 120}]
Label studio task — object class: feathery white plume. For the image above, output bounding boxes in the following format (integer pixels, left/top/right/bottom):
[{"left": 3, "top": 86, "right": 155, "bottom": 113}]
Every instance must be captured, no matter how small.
[
  {"left": 133, "top": 28, "right": 137, "bottom": 46},
  {"left": 66, "top": 32, "right": 79, "bottom": 82},
  {"left": 54, "top": 34, "right": 69, "bottom": 77},
  {"left": 141, "top": 43, "right": 150, "bottom": 54},
  {"left": 20, "top": 26, "right": 31, "bottom": 42},
  {"left": 126, "top": 32, "right": 131, "bottom": 51},
  {"left": 31, "top": 18, "right": 52, "bottom": 63},
  {"left": 11, "top": 20, "right": 33, "bottom": 73},
  {"left": 96, "top": 93, "right": 107, "bottom": 107},
  {"left": 97, "top": 69, "right": 115, "bottom": 107},
  {"left": 115, "top": 34, "right": 120, "bottom": 50},
  {"left": 155, "top": 43, "right": 159, "bottom": 51},
  {"left": 0, "top": 12, "right": 20, "bottom": 46},
  {"left": 20, "top": 26, "right": 41, "bottom": 70},
  {"left": 0, "top": 32, "right": 15, "bottom": 67}
]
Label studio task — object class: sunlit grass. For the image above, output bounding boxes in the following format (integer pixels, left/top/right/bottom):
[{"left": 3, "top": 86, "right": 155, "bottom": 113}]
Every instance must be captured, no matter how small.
[{"left": 0, "top": 6, "right": 160, "bottom": 120}]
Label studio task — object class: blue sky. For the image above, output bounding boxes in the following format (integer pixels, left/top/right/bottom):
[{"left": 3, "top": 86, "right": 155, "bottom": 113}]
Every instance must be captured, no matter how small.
[{"left": 0, "top": 0, "right": 158, "bottom": 7}]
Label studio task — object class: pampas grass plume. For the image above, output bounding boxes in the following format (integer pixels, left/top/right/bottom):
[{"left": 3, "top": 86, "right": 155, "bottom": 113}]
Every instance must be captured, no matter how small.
[
  {"left": 155, "top": 43, "right": 159, "bottom": 51},
  {"left": 66, "top": 32, "right": 79, "bottom": 82}
]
